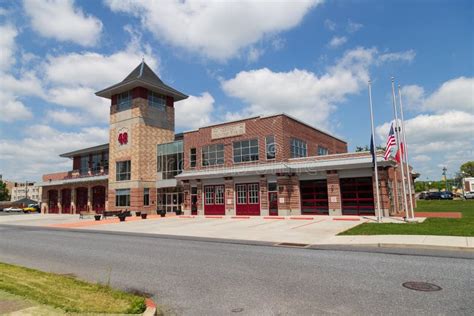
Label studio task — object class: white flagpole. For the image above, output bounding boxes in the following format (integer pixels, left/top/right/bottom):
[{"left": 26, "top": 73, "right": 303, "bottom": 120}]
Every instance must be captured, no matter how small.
[
  {"left": 390, "top": 77, "right": 409, "bottom": 220},
  {"left": 398, "top": 85, "right": 415, "bottom": 220},
  {"left": 368, "top": 80, "right": 382, "bottom": 222}
]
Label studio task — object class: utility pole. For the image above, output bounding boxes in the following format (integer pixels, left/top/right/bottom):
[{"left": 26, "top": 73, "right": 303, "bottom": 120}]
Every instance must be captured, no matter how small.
[{"left": 442, "top": 167, "right": 448, "bottom": 192}]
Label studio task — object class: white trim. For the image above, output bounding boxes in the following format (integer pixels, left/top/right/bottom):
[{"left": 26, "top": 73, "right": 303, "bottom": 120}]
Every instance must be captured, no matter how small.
[{"left": 37, "top": 175, "right": 108, "bottom": 187}]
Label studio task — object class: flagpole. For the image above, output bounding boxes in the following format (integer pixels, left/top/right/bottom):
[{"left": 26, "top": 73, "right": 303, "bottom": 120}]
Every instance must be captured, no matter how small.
[
  {"left": 391, "top": 77, "right": 409, "bottom": 220},
  {"left": 368, "top": 80, "right": 382, "bottom": 222},
  {"left": 398, "top": 85, "right": 415, "bottom": 220}
]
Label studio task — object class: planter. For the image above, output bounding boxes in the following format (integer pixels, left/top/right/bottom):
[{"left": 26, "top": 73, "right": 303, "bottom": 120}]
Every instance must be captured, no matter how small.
[
  {"left": 141, "top": 213, "right": 148, "bottom": 219},
  {"left": 175, "top": 210, "right": 182, "bottom": 216},
  {"left": 159, "top": 210, "right": 166, "bottom": 217},
  {"left": 94, "top": 215, "right": 101, "bottom": 221},
  {"left": 118, "top": 215, "right": 126, "bottom": 222},
  {"left": 136, "top": 212, "right": 141, "bottom": 217}
]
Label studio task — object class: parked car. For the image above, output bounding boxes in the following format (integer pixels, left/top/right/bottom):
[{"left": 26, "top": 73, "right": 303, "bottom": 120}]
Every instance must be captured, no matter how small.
[
  {"left": 23, "top": 204, "right": 40, "bottom": 213},
  {"left": 4, "top": 207, "right": 23, "bottom": 212},
  {"left": 425, "top": 192, "right": 453, "bottom": 200},
  {"left": 464, "top": 191, "right": 474, "bottom": 199},
  {"left": 418, "top": 192, "right": 429, "bottom": 200}
]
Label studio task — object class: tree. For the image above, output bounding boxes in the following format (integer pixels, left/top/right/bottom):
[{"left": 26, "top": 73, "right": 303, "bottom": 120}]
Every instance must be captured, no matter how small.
[
  {"left": 0, "top": 181, "right": 10, "bottom": 201},
  {"left": 460, "top": 161, "right": 474, "bottom": 177},
  {"left": 355, "top": 145, "right": 386, "bottom": 152}
]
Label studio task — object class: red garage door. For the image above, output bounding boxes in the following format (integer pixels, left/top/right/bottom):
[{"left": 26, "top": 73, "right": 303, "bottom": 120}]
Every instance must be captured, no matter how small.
[
  {"left": 48, "top": 190, "right": 59, "bottom": 213},
  {"left": 340, "top": 177, "right": 375, "bottom": 216},
  {"left": 204, "top": 185, "right": 225, "bottom": 215},
  {"left": 61, "top": 189, "right": 72, "bottom": 213},
  {"left": 300, "top": 180, "right": 329, "bottom": 215},
  {"left": 236, "top": 183, "right": 260, "bottom": 216}
]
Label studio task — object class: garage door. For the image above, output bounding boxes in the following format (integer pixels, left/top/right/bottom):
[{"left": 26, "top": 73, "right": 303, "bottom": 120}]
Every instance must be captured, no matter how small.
[
  {"left": 340, "top": 177, "right": 375, "bottom": 216},
  {"left": 300, "top": 180, "right": 329, "bottom": 215},
  {"left": 236, "top": 183, "right": 260, "bottom": 216},
  {"left": 204, "top": 185, "right": 225, "bottom": 215}
]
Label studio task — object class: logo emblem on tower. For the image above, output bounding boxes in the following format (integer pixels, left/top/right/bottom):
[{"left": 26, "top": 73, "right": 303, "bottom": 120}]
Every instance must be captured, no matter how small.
[{"left": 117, "top": 128, "right": 129, "bottom": 146}]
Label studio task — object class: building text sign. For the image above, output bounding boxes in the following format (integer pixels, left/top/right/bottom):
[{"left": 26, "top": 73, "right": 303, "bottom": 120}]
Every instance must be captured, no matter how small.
[{"left": 211, "top": 122, "right": 246, "bottom": 139}]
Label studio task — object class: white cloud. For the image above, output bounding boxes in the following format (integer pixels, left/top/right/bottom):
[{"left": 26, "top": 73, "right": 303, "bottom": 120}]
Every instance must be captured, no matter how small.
[
  {"left": 0, "top": 91, "right": 33, "bottom": 122},
  {"left": 324, "top": 19, "right": 336, "bottom": 31},
  {"left": 328, "top": 36, "right": 347, "bottom": 48},
  {"left": 247, "top": 47, "right": 264, "bottom": 63},
  {"left": 378, "top": 50, "right": 416, "bottom": 63},
  {"left": 23, "top": 0, "right": 103, "bottom": 46},
  {"left": 47, "top": 109, "right": 86, "bottom": 125},
  {"left": 347, "top": 20, "right": 363, "bottom": 33},
  {"left": 0, "top": 72, "right": 45, "bottom": 98},
  {"left": 412, "top": 155, "right": 431, "bottom": 162},
  {"left": 424, "top": 77, "right": 474, "bottom": 113},
  {"left": 175, "top": 92, "right": 215, "bottom": 130},
  {"left": 0, "top": 24, "right": 17, "bottom": 71},
  {"left": 401, "top": 77, "right": 473, "bottom": 113},
  {"left": 105, "top": 0, "right": 321, "bottom": 61},
  {"left": 0, "top": 125, "right": 109, "bottom": 180}
]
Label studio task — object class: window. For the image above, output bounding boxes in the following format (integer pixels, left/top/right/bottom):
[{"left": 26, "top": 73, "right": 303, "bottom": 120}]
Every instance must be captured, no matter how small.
[
  {"left": 157, "top": 141, "right": 183, "bottom": 179},
  {"left": 266, "top": 135, "right": 276, "bottom": 160},
  {"left": 236, "top": 184, "right": 247, "bottom": 204},
  {"left": 204, "top": 186, "right": 214, "bottom": 204},
  {"left": 291, "top": 138, "right": 307, "bottom": 158},
  {"left": 80, "top": 155, "right": 89, "bottom": 174},
  {"left": 268, "top": 182, "right": 277, "bottom": 192},
  {"left": 91, "top": 153, "right": 101, "bottom": 173},
  {"left": 143, "top": 188, "right": 150, "bottom": 206},
  {"left": 233, "top": 139, "right": 259, "bottom": 163},
  {"left": 116, "top": 160, "right": 131, "bottom": 181},
  {"left": 115, "top": 189, "right": 130, "bottom": 207},
  {"left": 215, "top": 185, "right": 224, "bottom": 204},
  {"left": 148, "top": 91, "right": 165, "bottom": 109},
  {"left": 202, "top": 144, "right": 224, "bottom": 166},
  {"left": 318, "top": 146, "right": 329, "bottom": 156},
  {"left": 248, "top": 183, "right": 259, "bottom": 204},
  {"left": 190, "top": 148, "right": 197, "bottom": 168},
  {"left": 117, "top": 91, "right": 131, "bottom": 111}
]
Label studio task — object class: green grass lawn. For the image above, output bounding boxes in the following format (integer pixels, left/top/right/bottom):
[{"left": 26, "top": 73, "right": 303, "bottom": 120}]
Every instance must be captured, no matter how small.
[
  {"left": 0, "top": 262, "right": 146, "bottom": 314},
  {"left": 339, "top": 200, "right": 474, "bottom": 237}
]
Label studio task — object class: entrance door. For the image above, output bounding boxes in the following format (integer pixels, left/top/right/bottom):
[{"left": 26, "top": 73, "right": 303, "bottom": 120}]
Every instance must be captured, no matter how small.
[
  {"left": 204, "top": 185, "right": 225, "bottom": 215},
  {"left": 236, "top": 183, "right": 260, "bottom": 216},
  {"left": 48, "top": 190, "right": 59, "bottom": 213},
  {"left": 76, "top": 187, "right": 88, "bottom": 212},
  {"left": 268, "top": 192, "right": 278, "bottom": 216},
  {"left": 61, "top": 189, "right": 71, "bottom": 213},
  {"left": 191, "top": 187, "right": 198, "bottom": 215},
  {"left": 92, "top": 186, "right": 106, "bottom": 213},
  {"left": 340, "top": 177, "right": 375, "bottom": 216}
]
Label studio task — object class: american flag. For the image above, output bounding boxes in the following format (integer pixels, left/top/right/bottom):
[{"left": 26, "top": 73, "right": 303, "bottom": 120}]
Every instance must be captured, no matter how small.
[{"left": 384, "top": 123, "right": 396, "bottom": 160}]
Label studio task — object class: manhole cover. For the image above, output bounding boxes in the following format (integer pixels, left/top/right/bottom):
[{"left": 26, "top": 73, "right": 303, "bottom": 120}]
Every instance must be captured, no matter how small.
[
  {"left": 402, "top": 282, "right": 442, "bottom": 292},
  {"left": 231, "top": 308, "right": 244, "bottom": 313}
]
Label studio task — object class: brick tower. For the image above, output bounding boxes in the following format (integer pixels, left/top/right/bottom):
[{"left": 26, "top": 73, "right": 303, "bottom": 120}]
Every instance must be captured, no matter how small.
[{"left": 96, "top": 61, "right": 188, "bottom": 212}]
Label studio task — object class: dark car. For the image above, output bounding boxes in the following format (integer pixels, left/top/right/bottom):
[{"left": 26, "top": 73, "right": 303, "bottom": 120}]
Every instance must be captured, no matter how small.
[{"left": 426, "top": 192, "right": 453, "bottom": 200}]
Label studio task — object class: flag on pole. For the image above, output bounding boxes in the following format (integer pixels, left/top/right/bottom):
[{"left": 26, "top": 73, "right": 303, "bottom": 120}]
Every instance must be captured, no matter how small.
[
  {"left": 370, "top": 134, "right": 376, "bottom": 166},
  {"left": 395, "top": 142, "right": 404, "bottom": 163},
  {"left": 383, "top": 123, "right": 396, "bottom": 160}
]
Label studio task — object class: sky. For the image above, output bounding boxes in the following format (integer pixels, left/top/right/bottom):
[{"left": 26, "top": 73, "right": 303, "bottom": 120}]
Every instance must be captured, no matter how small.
[{"left": 0, "top": 0, "right": 472, "bottom": 182}]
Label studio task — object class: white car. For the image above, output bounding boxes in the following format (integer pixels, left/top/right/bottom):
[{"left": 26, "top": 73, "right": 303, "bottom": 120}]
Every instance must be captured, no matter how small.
[
  {"left": 4, "top": 207, "right": 23, "bottom": 212},
  {"left": 464, "top": 192, "right": 474, "bottom": 199}
]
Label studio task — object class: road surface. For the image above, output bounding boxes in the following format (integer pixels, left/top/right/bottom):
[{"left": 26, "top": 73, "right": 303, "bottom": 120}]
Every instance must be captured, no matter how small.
[{"left": 0, "top": 225, "right": 472, "bottom": 315}]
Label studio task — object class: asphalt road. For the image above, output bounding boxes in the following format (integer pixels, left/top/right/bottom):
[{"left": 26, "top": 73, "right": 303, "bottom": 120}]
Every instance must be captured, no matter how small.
[{"left": 0, "top": 225, "right": 472, "bottom": 316}]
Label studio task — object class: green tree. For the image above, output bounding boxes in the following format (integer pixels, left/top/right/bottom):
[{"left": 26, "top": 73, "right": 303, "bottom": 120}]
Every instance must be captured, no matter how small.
[
  {"left": 0, "top": 181, "right": 10, "bottom": 201},
  {"left": 460, "top": 161, "right": 474, "bottom": 177},
  {"left": 355, "top": 145, "right": 386, "bottom": 152}
]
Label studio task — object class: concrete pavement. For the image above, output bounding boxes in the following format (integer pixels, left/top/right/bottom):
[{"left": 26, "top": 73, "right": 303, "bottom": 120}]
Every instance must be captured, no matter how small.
[
  {"left": 0, "top": 225, "right": 472, "bottom": 315},
  {"left": 0, "top": 213, "right": 472, "bottom": 250}
]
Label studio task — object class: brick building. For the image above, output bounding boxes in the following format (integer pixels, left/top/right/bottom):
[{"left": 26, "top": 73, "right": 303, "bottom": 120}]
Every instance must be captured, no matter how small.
[{"left": 38, "top": 61, "right": 415, "bottom": 217}]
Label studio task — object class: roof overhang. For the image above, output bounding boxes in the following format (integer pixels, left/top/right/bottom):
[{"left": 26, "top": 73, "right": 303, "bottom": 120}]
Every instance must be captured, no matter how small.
[
  {"left": 95, "top": 79, "right": 188, "bottom": 101},
  {"left": 175, "top": 155, "right": 396, "bottom": 180},
  {"left": 37, "top": 175, "right": 108, "bottom": 187},
  {"left": 60, "top": 143, "right": 109, "bottom": 158}
]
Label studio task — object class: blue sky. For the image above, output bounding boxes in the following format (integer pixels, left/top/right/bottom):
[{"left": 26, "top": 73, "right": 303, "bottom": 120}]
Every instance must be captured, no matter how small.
[{"left": 0, "top": 0, "right": 472, "bottom": 182}]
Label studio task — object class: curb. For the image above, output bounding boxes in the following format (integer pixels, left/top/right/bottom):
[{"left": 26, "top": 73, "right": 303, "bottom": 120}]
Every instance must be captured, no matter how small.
[
  {"left": 143, "top": 298, "right": 157, "bottom": 316},
  {"left": 311, "top": 243, "right": 474, "bottom": 253}
]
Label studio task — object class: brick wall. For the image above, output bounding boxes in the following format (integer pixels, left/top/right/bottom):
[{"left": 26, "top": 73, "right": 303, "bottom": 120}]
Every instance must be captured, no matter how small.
[{"left": 182, "top": 114, "right": 347, "bottom": 171}]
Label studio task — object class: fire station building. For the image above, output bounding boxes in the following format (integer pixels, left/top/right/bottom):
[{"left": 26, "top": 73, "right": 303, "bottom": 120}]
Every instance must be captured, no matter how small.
[{"left": 39, "top": 62, "right": 413, "bottom": 217}]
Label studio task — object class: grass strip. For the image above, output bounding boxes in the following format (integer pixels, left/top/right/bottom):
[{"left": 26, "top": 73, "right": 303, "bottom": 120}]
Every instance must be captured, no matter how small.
[
  {"left": 0, "top": 262, "right": 146, "bottom": 314},
  {"left": 339, "top": 200, "right": 474, "bottom": 236}
]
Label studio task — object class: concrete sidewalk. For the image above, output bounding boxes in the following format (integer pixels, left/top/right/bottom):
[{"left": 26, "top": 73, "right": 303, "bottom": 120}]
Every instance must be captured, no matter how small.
[{"left": 0, "top": 214, "right": 472, "bottom": 251}]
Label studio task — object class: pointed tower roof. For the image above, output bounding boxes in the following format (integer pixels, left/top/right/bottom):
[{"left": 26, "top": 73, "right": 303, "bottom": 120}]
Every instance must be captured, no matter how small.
[{"left": 95, "top": 60, "right": 188, "bottom": 101}]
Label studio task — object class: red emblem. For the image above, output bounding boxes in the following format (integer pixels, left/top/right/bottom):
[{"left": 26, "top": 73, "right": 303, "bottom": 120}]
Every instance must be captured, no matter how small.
[{"left": 118, "top": 132, "right": 128, "bottom": 145}]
